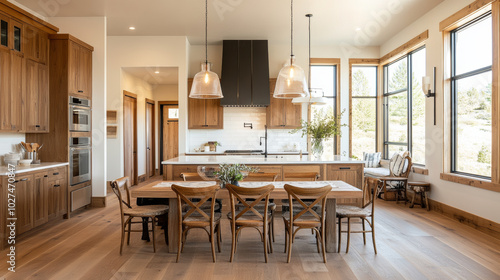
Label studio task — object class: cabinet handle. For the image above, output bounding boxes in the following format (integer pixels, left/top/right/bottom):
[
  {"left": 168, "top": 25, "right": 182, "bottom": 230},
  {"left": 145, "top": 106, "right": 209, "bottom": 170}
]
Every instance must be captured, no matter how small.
[
  {"left": 54, "top": 185, "right": 60, "bottom": 187},
  {"left": 13, "top": 180, "right": 19, "bottom": 183},
  {"left": 44, "top": 175, "right": 48, "bottom": 177},
  {"left": 78, "top": 90, "right": 84, "bottom": 93},
  {"left": 202, "top": 125, "right": 209, "bottom": 127},
  {"left": 35, "top": 125, "right": 41, "bottom": 128},
  {"left": 53, "top": 172, "right": 60, "bottom": 175},
  {"left": 339, "top": 167, "right": 351, "bottom": 170},
  {"left": 20, "top": 178, "right": 28, "bottom": 182}
]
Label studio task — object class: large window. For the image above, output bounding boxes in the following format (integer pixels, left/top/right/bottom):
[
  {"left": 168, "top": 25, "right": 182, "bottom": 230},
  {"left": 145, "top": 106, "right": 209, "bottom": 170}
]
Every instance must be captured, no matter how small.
[
  {"left": 351, "top": 66, "right": 377, "bottom": 159},
  {"left": 310, "top": 64, "right": 338, "bottom": 155},
  {"left": 451, "top": 13, "right": 492, "bottom": 178},
  {"left": 383, "top": 47, "right": 426, "bottom": 164}
]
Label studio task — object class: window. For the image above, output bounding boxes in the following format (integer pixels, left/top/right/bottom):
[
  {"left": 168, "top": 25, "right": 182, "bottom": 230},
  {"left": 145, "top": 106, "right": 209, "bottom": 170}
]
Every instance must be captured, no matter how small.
[
  {"left": 383, "top": 47, "right": 426, "bottom": 164},
  {"left": 351, "top": 66, "right": 377, "bottom": 159},
  {"left": 310, "top": 64, "right": 338, "bottom": 155},
  {"left": 451, "top": 13, "right": 492, "bottom": 178}
]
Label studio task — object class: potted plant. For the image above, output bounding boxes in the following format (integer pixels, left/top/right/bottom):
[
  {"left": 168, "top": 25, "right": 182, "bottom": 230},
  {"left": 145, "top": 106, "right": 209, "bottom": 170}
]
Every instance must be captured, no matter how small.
[
  {"left": 214, "top": 164, "right": 258, "bottom": 187},
  {"left": 290, "top": 108, "right": 345, "bottom": 157}
]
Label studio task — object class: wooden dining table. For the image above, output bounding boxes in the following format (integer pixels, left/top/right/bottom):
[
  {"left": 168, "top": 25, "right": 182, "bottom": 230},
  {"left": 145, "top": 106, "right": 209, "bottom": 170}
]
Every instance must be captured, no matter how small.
[{"left": 131, "top": 180, "right": 362, "bottom": 253}]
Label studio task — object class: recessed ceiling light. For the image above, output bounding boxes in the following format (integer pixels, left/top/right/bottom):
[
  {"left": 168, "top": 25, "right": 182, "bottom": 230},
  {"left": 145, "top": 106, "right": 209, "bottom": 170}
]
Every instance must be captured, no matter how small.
[
  {"left": 129, "top": 26, "right": 136, "bottom": 30},
  {"left": 355, "top": 27, "right": 361, "bottom": 31},
  {"left": 155, "top": 71, "right": 160, "bottom": 74}
]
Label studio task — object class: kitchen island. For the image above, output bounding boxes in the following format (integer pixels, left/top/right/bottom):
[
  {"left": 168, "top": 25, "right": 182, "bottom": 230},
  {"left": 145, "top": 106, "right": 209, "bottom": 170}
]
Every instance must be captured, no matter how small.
[{"left": 162, "top": 155, "right": 365, "bottom": 205}]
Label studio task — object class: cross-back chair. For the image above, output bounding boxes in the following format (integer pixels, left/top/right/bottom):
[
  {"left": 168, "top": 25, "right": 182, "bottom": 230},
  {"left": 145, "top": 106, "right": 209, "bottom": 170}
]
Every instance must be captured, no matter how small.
[
  {"left": 378, "top": 154, "right": 412, "bottom": 203},
  {"left": 171, "top": 184, "right": 221, "bottom": 263},
  {"left": 283, "top": 184, "right": 332, "bottom": 263},
  {"left": 226, "top": 184, "right": 275, "bottom": 263},
  {"left": 111, "top": 177, "right": 169, "bottom": 254}
]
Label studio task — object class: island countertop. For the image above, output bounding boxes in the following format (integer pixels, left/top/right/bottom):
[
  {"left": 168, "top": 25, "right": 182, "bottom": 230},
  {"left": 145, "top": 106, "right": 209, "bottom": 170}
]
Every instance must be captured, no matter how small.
[{"left": 162, "top": 155, "right": 364, "bottom": 165}]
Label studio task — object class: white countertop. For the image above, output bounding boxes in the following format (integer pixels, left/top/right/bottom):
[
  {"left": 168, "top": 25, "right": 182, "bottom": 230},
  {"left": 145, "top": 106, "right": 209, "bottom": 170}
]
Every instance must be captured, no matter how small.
[
  {"left": 0, "top": 162, "right": 68, "bottom": 175},
  {"left": 185, "top": 151, "right": 309, "bottom": 156},
  {"left": 162, "top": 155, "right": 364, "bottom": 165}
]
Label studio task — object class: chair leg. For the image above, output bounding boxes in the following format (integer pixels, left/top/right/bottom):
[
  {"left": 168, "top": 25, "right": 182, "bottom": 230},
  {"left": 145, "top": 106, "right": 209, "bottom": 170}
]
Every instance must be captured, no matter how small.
[
  {"left": 315, "top": 229, "right": 320, "bottom": 253},
  {"left": 271, "top": 211, "right": 276, "bottom": 242},
  {"left": 230, "top": 221, "right": 236, "bottom": 262},
  {"left": 176, "top": 224, "right": 182, "bottom": 263},
  {"left": 268, "top": 222, "right": 273, "bottom": 253},
  {"left": 287, "top": 223, "right": 293, "bottom": 263},
  {"left": 346, "top": 217, "right": 351, "bottom": 253},
  {"left": 263, "top": 223, "right": 268, "bottom": 263},
  {"left": 371, "top": 217, "right": 377, "bottom": 254},
  {"left": 410, "top": 190, "right": 416, "bottom": 208},
  {"left": 151, "top": 217, "right": 156, "bottom": 253},
  {"left": 127, "top": 219, "right": 132, "bottom": 245},
  {"left": 362, "top": 218, "right": 366, "bottom": 245},
  {"left": 210, "top": 225, "right": 216, "bottom": 263},
  {"left": 425, "top": 191, "right": 430, "bottom": 211},
  {"left": 284, "top": 223, "right": 288, "bottom": 253},
  {"left": 337, "top": 217, "right": 342, "bottom": 253},
  {"left": 120, "top": 223, "right": 125, "bottom": 255},
  {"left": 217, "top": 223, "right": 222, "bottom": 253},
  {"left": 321, "top": 227, "right": 327, "bottom": 263}
]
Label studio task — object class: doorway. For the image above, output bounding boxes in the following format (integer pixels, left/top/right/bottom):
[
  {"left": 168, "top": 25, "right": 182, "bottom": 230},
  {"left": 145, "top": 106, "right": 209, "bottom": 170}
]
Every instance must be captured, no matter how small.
[
  {"left": 145, "top": 98, "right": 155, "bottom": 178},
  {"left": 160, "top": 102, "right": 179, "bottom": 174},
  {"left": 123, "top": 91, "right": 138, "bottom": 185}
]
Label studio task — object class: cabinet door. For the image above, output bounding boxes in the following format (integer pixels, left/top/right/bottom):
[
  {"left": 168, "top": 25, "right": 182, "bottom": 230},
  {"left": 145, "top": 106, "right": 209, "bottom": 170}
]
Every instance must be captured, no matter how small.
[
  {"left": 24, "top": 25, "right": 39, "bottom": 61},
  {"left": 9, "top": 51, "right": 23, "bottom": 131},
  {"left": 188, "top": 97, "right": 206, "bottom": 128},
  {"left": 68, "top": 41, "right": 79, "bottom": 96},
  {"left": 78, "top": 46, "right": 92, "bottom": 99},
  {"left": 0, "top": 13, "right": 9, "bottom": 50},
  {"left": 204, "top": 99, "right": 223, "bottom": 128},
  {"left": 10, "top": 19, "right": 22, "bottom": 53},
  {"left": 33, "top": 172, "right": 49, "bottom": 227},
  {"left": 25, "top": 60, "right": 49, "bottom": 132},
  {"left": 267, "top": 93, "right": 285, "bottom": 128},
  {"left": 0, "top": 48, "right": 11, "bottom": 131},
  {"left": 284, "top": 98, "right": 302, "bottom": 128},
  {"left": 15, "top": 174, "right": 33, "bottom": 235}
]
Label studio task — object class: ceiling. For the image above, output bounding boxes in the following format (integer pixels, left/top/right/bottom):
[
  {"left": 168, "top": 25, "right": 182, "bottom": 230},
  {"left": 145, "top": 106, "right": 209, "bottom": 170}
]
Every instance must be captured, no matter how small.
[
  {"left": 16, "top": 0, "right": 444, "bottom": 46},
  {"left": 122, "top": 67, "right": 178, "bottom": 85}
]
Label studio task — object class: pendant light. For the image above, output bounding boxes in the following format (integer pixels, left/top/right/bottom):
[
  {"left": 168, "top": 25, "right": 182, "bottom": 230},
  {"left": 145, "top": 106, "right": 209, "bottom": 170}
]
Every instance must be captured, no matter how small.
[
  {"left": 292, "top": 14, "right": 328, "bottom": 105},
  {"left": 274, "top": 0, "right": 309, "bottom": 99},
  {"left": 189, "top": 0, "right": 223, "bottom": 99}
]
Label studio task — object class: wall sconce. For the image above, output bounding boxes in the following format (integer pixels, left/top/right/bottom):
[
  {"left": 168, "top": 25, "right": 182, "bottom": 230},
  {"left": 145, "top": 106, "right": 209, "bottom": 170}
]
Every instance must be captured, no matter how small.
[{"left": 422, "top": 67, "right": 436, "bottom": 125}]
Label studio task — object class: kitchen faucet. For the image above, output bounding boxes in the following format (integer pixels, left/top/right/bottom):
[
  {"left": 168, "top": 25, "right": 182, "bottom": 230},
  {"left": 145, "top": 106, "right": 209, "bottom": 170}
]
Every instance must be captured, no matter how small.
[{"left": 260, "top": 125, "right": 268, "bottom": 158}]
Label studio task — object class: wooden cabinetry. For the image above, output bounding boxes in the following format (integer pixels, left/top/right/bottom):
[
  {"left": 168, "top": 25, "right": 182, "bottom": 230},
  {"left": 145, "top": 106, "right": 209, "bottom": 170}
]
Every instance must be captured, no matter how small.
[
  {"left": 187, "top": 79, "right": 223, "bottom": 129},
  {"left": 25, "top": 59, "right": 49, "bottom": 132},
  {"left": 266, "top": 78, "right": 302, "bottom": 128},
  {"left": 68, "top": 40, "right": 92, "bottom": 99},
  {"left": 0, "top": 48, "right": 23, "bottom": 131},
  {"left": 25, "top": 24, "right": 48, "bottom": 64},
  {"left": 1, "top": 165, "right": 68, "bottom": 249}
]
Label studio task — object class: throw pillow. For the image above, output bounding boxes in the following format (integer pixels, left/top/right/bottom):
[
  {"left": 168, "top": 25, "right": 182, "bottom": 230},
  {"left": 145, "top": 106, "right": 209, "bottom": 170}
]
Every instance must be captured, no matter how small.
[{"left": 363, "top": 152, "right": 381, "bottom": 168}]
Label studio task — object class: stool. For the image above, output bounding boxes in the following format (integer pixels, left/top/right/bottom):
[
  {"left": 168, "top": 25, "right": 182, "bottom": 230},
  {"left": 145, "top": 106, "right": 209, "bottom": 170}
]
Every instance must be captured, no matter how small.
[{"left": 408, "top": 182, "right": 430, "bottom": 211}]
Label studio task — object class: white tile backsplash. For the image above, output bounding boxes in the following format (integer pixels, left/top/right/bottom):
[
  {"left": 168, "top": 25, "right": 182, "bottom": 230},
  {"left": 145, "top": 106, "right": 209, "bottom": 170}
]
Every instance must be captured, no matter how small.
[
  {"left": 188, "top": 107, "right": 307, "bottom": 152},
  {"left": 0, "top": 133, "right": 25, "bottom": 165}
]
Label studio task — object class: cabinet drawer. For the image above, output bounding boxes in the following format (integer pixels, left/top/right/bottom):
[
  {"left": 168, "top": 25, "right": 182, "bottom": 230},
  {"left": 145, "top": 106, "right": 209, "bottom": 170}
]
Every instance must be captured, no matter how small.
[
  {"left": 172, "top": 165, "right": 218, "bottom": 181},
  {"left": 283, "top": 165, "right": 322, "bottom": 180},
  {"left": 327, "top": 164, "right": 363, "bottom": 172},
  {"left": 48, "top": 167, "right": 66, "bottom": 181},
  {"left": 246, "top": 165, "right": 282, "bottom": 181}
]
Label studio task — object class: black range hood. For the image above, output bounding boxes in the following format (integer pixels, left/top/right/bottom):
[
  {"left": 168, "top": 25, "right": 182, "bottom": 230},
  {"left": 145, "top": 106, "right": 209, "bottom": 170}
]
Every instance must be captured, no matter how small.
[{"left": 221, "top": 40, "right": 270, "bottom": 107}]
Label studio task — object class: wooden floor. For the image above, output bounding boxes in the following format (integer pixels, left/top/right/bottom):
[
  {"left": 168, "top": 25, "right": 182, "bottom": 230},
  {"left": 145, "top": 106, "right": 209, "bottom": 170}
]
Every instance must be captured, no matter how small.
[{"left": 1, "top": 177, "right": 500, "bottom": 280}]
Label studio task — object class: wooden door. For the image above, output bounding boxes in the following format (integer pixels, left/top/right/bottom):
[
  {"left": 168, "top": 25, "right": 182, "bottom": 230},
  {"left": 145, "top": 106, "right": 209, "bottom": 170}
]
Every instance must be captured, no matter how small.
[
  {"left": 145, "top": 99, "right": 155, "bottom": 177},
  {"left": 68, "top": 42, "right": 79, "bottom": 96},
  {"left": 162, "top": 104, "right": 179, "bottom": 161},
  {"left": 15, "top": 174, "right": 33, "bottom": 235},
  {"left": 123, "top": 92, "right": 138, "bottom": 185},
  {"left": 33, "top": 172, "right": 48, "bottom": 227},
  {"left": 78, "top": 46, "right": 92, "bottom": 99}
]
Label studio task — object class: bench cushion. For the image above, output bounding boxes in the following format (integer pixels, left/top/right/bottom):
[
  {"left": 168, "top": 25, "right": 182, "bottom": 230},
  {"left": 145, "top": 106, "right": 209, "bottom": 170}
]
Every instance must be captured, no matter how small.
[{"left": 364, "top": 168, "right": 390, "bottom": 177}]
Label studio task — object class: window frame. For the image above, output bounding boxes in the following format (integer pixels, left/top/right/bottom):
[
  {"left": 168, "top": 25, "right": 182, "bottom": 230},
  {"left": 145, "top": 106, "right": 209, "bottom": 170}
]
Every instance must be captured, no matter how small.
[
  {"left": 349, "top": 60, "right": 380, "bottom": 158},
  {"left": 382, "top": 46, "right": 426, "bottom": 164},
  {"left": 450, "top": 11, "right": 493, "bottom": 179}
]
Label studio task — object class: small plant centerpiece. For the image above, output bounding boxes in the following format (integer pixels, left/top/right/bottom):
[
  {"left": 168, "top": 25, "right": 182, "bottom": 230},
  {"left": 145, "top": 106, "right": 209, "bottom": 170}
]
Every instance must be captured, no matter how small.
[
  {"left": 214, "top": 164, "right": 258, "bottom": 187},
  {"left": 290, "top": 108, "right": 344, "bottom": 157}
]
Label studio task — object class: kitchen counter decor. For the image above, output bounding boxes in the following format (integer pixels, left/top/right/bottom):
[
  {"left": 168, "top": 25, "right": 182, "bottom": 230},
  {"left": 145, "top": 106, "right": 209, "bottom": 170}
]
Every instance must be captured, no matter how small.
[{"left": 213, "top": 164, "right": 258, "bottom": 187}]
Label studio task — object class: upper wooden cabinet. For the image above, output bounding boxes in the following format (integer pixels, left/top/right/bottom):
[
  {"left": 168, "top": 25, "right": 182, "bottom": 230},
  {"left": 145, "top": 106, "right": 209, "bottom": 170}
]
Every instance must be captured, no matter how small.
[
  {"left": 25, "top": 59, "right": 49, "bottom": 132},
  {"left": 24, "top": 24, "right": 48, "bottom": 64},
  {"left": 187, "top": 79, "right": 223, "bottom": 129},
  {"left": 49, "top": 34, "right": 93, "bottom": 100},
  {"left": 0, "top": 12, "right": 23, "bottom": 53},
  {"left": 266, "top": 78, "right": 302, "bottom": 129},
  {"left": 0, "top": 49, "right": 23, "bottom": 132}
]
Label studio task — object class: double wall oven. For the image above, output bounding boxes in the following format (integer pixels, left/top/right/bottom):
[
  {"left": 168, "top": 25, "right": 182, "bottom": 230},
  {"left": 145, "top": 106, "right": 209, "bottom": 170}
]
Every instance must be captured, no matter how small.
[
  {"left": 69, "top": 137, "right": 91, "bottom": 186},
  {"left": 69, "top": 96, "right": 91, "bottom": 132}
]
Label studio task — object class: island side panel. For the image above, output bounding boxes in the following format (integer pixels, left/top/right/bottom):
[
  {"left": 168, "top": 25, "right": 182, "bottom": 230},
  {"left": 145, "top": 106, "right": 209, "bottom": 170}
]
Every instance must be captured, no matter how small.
[{"left": 326, "top": 163, "right": 364, "bottom": 206}]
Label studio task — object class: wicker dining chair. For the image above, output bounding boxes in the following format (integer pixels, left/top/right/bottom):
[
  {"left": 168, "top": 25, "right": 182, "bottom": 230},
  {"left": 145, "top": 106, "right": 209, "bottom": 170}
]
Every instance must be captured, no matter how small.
[
  {"left": 337, "top": 178, "right": 380, "bottom": 254},
  {"left": 226, "top": 183, "right": 275, "bottom": 263},
  {"left": 171, "top": 184, "right": 221, "bottom": 263},
  {"left": 283, "top": 184, "right": 331, "bottom": 263},
  {"left": 110, "top": 177, "right": 169, "bottom": 254}
]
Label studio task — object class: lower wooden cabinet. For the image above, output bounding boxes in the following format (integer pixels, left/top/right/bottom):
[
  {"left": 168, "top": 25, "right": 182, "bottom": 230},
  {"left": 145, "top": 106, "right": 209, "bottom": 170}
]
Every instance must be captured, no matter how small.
[{"left": 1, "top": 165, "right": 68, "bottom": 249}]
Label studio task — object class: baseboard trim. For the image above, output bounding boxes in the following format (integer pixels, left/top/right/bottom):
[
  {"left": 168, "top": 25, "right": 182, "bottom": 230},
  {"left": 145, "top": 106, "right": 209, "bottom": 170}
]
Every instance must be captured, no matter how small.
[
  {"left": 138, "top": 174, "right": 146, "bottom": 183},
  {"left": 429, "top": 198, "right": 500, "bottom": 240},
  {"left": 91, "top": 197, "right": 106, "bottom": 208}
]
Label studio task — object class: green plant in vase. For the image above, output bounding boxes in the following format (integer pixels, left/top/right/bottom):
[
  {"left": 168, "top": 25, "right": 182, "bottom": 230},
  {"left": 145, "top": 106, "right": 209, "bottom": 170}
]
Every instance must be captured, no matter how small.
[
  {"left": 214, "top": 164, "right": 258, "bottom": 187},
  {"left": 290, "top": 108, "right": 345, "bottom": 158}
]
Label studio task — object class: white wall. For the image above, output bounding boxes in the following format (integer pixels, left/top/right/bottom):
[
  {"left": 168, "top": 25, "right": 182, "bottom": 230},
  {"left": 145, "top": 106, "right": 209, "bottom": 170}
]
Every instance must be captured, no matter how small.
[
  {"left": 47, "top": 17, "right": 107, "bottom": 197},
  {"left": 188, "top": 43, "right": 380, "bottom": 156},
  {"left": 380, "top": 0, "right": 500, "bottom": 223},
  {"left": 106, "top": 36, "right": 189, "bottom": 181}
]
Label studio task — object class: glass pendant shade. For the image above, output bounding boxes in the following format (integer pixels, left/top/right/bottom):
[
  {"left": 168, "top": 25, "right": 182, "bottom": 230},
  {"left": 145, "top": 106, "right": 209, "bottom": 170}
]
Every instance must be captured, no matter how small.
[
  {"left": 189, "top": 63, "right": 223, "bottom": 99},
  {"left": 274, "top": 57, "right": 309, "bottom": 99}
]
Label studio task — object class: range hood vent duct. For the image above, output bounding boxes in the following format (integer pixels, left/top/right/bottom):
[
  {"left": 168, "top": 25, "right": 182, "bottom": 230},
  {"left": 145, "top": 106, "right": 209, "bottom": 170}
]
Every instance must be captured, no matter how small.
[{"left": 221, "top": 40, "right": 270, "bottom": 107}]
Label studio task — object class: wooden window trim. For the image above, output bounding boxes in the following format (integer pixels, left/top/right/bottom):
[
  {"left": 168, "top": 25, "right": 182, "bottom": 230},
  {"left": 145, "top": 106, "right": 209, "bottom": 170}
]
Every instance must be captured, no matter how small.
[
  {"left": 310, "top": 58, "right": 341, "bottom": 154},
  {"left": 412, "top": 166, "right": 429, "bottom": 175},
  {"left": 348, "top": 58, "right": 380, "bottom": 157},
  {"left": 440, "top": 173, "right": 500, "bottom": 193},
  {"left": 441, "top": 0, "right": 499, "bottom": 187},
  {"left": 380, "top": 30, "right": 429, "bottom": 65}
]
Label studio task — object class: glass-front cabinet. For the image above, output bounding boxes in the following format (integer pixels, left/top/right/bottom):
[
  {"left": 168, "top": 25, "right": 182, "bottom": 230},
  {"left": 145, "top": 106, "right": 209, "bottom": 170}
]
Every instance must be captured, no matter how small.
[{"left": 0, "top": 12, "right": 22, "bottom": 52}]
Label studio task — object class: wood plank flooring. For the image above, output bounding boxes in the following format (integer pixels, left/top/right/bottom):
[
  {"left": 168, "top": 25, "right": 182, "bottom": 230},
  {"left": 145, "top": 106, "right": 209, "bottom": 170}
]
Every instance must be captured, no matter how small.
[{"left": 1, "top": 177, "right": 499, "bottom": 280}]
